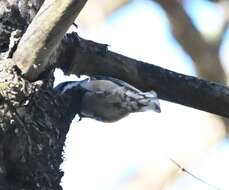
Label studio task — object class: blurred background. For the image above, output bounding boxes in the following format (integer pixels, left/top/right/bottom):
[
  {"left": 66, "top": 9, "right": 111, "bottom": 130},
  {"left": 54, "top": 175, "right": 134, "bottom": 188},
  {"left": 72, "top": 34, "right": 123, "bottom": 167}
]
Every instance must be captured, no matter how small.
[{"left": 55, "top": 0, "right": 229, "bottom": 189}]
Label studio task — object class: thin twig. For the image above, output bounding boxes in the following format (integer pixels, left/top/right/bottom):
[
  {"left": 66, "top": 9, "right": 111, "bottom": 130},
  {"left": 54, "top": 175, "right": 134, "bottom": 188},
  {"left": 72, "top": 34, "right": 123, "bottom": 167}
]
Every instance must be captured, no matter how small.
[{"left": 169, "top": 158, "right": 223, "bottom": 190}]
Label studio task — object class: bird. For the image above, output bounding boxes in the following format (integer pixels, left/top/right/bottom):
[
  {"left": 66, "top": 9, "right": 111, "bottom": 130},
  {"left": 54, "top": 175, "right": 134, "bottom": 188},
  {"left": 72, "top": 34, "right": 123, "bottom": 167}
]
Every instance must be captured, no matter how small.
[{"left": 55, "top": 76, "right": 161, "bottom": 122}]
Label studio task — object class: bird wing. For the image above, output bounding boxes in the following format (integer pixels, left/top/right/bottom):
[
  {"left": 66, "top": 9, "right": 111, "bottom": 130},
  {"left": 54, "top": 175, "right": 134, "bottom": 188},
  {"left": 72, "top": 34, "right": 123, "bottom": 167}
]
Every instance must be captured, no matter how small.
[{"left": 90, "top": 75, "right": 141, "bottom": 93}]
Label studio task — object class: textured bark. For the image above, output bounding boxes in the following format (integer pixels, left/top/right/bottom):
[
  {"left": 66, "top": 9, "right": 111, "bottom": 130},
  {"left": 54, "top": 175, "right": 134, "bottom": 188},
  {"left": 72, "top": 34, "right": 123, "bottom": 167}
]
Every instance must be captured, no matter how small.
[
  {"left": 57, "top": 33, "right": 229, "bottom": 118},
  {"left": 0, "top": 0, "right": 44, "bottom": 56},
  {"left": 0, "top": 59, "right": 80, "bottom": 189},
  {"left": 0, "top": 0, "right": 85, "bottom": 189}
]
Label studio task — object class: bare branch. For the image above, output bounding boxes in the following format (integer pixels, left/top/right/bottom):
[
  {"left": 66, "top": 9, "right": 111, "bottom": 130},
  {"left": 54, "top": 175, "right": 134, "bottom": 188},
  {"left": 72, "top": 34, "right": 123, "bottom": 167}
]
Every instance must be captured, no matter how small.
[
  {"left": 153, "top": 0, "right": 227, "bottom": 84},
  {"left": 57, "top": 32, "right": 229, "bottom": 118},
  {"left": 13, "top": 0, "right": 87, "bottom": 81},
  {"left": 215, "top": 19, "right": 229, "bottom": 51},
  {"left": 215, "top": 1, "right": 229, "bottom": 51}
]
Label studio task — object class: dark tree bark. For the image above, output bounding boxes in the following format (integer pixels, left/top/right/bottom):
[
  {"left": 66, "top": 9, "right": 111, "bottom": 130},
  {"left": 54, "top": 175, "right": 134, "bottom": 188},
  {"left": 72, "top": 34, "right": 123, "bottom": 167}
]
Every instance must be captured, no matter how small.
[
  {"left": 0, "top": 0, "right": 87, "bottom": 189},
  {"left": 0, "top": 60, "right": 76, "bottom": 190},
  {"left": 1, "top": 0, "right": 229, "bottom": 190}
]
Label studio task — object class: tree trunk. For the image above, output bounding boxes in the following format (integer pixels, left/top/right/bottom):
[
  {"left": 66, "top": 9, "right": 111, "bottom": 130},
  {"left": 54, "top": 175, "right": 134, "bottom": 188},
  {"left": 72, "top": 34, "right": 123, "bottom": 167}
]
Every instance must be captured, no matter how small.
[
  {"left": 0, "top": 1, "right": 78, "bottom": 189},
  {"left": 0, "top": 61, "right": 78, "bottom": 190}
]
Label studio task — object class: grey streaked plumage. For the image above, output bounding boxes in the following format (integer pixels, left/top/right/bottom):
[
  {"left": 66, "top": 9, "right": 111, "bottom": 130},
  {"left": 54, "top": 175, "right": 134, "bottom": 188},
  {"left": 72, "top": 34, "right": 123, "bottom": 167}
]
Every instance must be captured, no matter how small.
[{"left": 55, "top": 76, "right": 161, "bottom": 122}]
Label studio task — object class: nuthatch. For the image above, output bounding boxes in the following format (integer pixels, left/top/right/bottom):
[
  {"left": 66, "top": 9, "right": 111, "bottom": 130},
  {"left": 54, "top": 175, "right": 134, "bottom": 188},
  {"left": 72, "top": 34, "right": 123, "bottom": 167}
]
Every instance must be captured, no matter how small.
[{"left": 55, "top": 76, "right": 161, "bottom": 122}]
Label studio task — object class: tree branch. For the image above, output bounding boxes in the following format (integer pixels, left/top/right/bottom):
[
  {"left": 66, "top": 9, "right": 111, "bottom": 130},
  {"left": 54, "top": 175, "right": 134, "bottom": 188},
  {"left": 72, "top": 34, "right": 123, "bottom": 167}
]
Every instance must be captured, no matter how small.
[
  {"left": 152, "top": 0, "right": 229, "bottom": 133},
  {"left": 12, "top": 0, "right": 87, "bottom": 81},
  {"left": 153, "top": 0, "right": 227, "bottom": 84},
  {"left": 215, "top": 2, "right": 229, "bottom": 52},
  {"left": 216, "top": 20, "right": 229, "bottom": 51},
  {"left": 57, "top": 32, "right": 229, "bottom": 118}
]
